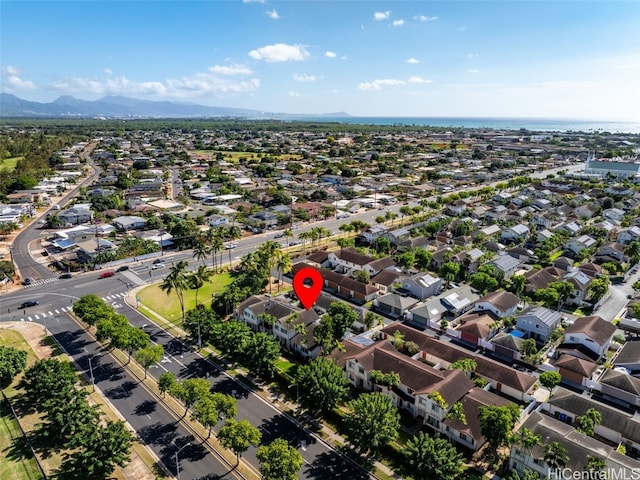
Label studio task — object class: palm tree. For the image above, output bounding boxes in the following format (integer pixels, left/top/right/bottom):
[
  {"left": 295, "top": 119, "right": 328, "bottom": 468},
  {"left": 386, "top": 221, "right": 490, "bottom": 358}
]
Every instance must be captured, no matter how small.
[
  {"left": 160, "top": 260, "right": 189, "bottom": 323},
  {"left": 282, "top": 228, "right": 293, "bottom": 248},
  {"left": 298, "top": 230, "right": 312, "bottom": 255},
  {"left": 192, "top": 236, "right": 210, "bottom": 266},
  {"left": 512, "top": 427, "right": 541, "bottom": 456},
  {"left": 577, "top": 408, "right": 602, "bottom": 437},
  {"left": 276, "top": 253, "right": 292, "bottom": 292},
  {"left": 189, "top": 265, "right": 211, "bottom": 306},
  {"left": 207, "top": 228, "right": 224, "bottom": 272},
  {"left": 544, "top": 441, "right": 569, "bottom": 470},
  {"left": 338, "top": 222, "right": 354, "bottom": 238},
  {"left": 225, "top": 225, "right": 242, "bottom": 269}
]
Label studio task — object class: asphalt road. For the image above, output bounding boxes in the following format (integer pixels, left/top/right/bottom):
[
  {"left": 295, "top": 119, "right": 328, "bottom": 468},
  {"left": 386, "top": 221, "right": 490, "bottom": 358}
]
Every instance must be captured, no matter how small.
[{"left": 1, "top": 272, "right": 370, "bottom": 480}]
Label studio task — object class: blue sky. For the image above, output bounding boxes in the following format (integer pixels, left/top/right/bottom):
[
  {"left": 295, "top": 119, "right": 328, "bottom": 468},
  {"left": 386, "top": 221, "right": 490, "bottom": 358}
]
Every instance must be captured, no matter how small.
[{"left": 1, "top": 1, "right": 639, "bottom": 120}]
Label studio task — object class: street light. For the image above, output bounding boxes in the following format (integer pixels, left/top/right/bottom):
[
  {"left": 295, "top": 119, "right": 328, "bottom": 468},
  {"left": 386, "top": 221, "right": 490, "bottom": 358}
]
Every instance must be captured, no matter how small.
[
  {"left": 174, "top": 441, "right": 191, "bottom": 480},
  {"left": 88, "top": 351, "right": 107, "bottom": 392}
]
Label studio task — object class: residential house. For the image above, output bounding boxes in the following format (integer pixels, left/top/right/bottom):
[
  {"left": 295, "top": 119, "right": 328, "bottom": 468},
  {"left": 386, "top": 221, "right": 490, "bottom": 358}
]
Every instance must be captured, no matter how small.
[
  {"left": 397, "top": 273, "right": 442, "bottom": 300},
  {"left": 515, "top": 306, "right": 562, "bottom": 343},
  {"left": 596, "top": 242, "right": 627, "bottom": 263},
  {"left": 563, "top": 269, "right": 593, "bottom": 306},
  {"left": 328, "top": 247, "right": 396, "bottom": 277},
  {"left": 500, "top": 224, "right": 529, "bottom": 244},
  {"left": 490, "top": 332, "right": 525, "bottom": 361},
  {"left": 599, "top": 369, "right": 640, "bottom": 409},
  {"left": 549, "top": 354, "right": 599, "bottom": 388},
  {"left": 564, "top": 234, "right": 597, "bottom": 258},
  {"left": 603, "top": 207, "right": 626, "bottom": 222},
  {"left": 487, "top": 253, "right": 521, "bottom": 279},
  {"left": 370, "top": 269, "right": 402, "bottom": 295},
  {"left": 575, "top": 203, "right": 598, "bottom": 219},
  {"left": 617, "top": 226, "right": 640, "bottom": 245},
  {"left": 473, "top": 290, "right": 520, "bottom": 318},
  {"left": 57, "top": 205, "right": 93, "bottom": 225},
  {"left": 455, "top": 311, "right": 501, "bottom": 346},
  {"left": 558, "top": 315, "right": 616, "bottom": 361},
  {"left": 373, "top": 293, "right": 419, "bottom": 319},
  {"left": 112, "top": 215, "right": 147, "bottom": 231},
  {"left": 446, "top": 199, "right": 467, "bottom": 216},
  {"left": 557, "top": 220, "right": 582, "bottom": 237},
  {"left": 509, "top": 411, "right": 640, "bottom": 479},
  {"left": 613, "top": 342, "right": 640, "bottom": 372},
  {"left": 485, "top": 205, "right": 509, "bottom": 223}
]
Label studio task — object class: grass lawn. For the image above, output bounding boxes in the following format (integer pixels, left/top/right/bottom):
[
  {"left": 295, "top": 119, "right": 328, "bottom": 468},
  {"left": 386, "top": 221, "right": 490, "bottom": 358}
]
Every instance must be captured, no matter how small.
[
  {"left": 137, "top": 272, "right": 233, "bottom": 323},
  {"left": 0, "top": 156, "right": 22, "bottom": 172},
  {"left": 0, "top": 400, "right": 43, "bottom": 480}
]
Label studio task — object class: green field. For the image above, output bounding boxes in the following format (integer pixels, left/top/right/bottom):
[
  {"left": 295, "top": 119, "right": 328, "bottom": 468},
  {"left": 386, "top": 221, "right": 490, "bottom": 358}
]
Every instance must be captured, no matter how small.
[
  {"left": 0, "top": 156, "right": 22, "bottom": 172},
  {"left": 137, "top": 271, "right": 233, "bottom": 322},
  {"left": 0, "top": 329, "right": 45, "bottom": 480}
]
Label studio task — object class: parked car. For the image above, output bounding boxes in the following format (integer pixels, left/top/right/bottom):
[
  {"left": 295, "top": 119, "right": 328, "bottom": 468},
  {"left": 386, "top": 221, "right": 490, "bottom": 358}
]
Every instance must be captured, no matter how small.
[
  {"left": 19, "top": 301, "right": 39, "bottom": 309},
  {"left": 99, "top": 271, "right": 115, "bottom": 279},
  {"left": 274, "top": 232, "right": 284, "bottom": 239},
  {"left": 59, "top": 273, "right": 73, "bottom": 279},
  {"left": 116, "top": 265, "right": 129, "bottom": 272}
]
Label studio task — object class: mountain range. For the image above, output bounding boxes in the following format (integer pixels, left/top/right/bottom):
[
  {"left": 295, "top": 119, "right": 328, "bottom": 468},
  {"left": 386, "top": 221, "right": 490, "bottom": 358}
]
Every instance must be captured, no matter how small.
[{"left": 0, "top": 93, "right": 349, "bottom": 119}]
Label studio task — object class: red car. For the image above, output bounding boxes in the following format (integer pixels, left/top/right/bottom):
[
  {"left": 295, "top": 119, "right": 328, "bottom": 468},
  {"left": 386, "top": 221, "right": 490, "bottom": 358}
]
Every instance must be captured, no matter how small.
[{"left": 99, "top": 271, "right": 115, "bottom": 279}]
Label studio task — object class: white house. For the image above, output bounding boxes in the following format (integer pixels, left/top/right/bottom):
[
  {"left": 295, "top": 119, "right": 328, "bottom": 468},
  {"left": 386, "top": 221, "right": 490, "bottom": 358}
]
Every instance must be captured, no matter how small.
[
  {"left": 500, "top": 224, "right": 529, "bottom": 244},
  {"left": 398, "top": 273, "right": 442, "bottom": 300},
  {"left": 560, "top": 315, "right": 616, "bottom": 360},
  {"left": 515, "top": 306, "right": 562, "bottom": 343}
]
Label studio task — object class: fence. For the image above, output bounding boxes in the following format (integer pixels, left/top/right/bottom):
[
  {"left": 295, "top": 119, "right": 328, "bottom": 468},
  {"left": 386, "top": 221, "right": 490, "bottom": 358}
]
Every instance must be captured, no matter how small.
[{"left": 1, "top": 391, "right": 47, "bottom": 479}]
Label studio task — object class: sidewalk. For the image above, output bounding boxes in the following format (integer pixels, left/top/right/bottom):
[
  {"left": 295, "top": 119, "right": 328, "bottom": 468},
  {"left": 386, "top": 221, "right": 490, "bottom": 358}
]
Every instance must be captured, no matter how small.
[{"left": 124, "top": 287, "right": 403, "bottom": 480}]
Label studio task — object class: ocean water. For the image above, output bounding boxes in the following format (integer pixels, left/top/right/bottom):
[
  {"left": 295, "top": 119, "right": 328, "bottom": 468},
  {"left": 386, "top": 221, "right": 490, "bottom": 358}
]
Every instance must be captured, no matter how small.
[{"left": 297, "top": 116, "right": 640, "bottom": 134}]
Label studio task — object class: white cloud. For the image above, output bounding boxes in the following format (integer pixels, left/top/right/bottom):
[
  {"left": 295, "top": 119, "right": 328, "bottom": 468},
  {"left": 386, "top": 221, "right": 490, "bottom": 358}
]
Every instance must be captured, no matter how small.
[
  {"left": 406, "top": 58, "right": 420, "bottom": 64},
  {"left": 1, "top": 65, "right": 36, "bottom": 90},
  {"left": 293, "top": 73, "right": 320, "bottom": 82},
  {"left": 408, "top": 76, "right": 432, "bottom": 84},
  {"left": 325, "top": 51, "right": 337, "bottom": 58},
  {"left": 242, "top": 0, "right": 265, "bottom": 3},
  {"left": 468, "top": 69, "right": 480, "bottom": 74},
  {"left": 457, "top": 26, "right": 467, "bottom": 31},
  {"left": 248, "top": 43, "right": 309, "bottom": 62},
  {"left": 208, "top": 64, "right": 253, "bottom": 75},
  {"left": 467, "top": 53, "right": 478, "bottom": 59},
  {"left": 415, "top": 15, "right": 438, "bottom": 22},
  {"left": 47, "top": 67, "right": 260, "bottom": 99},
  {"left": 266, "top": 9, "right": 280, "bottom": 19},
  {"left": 373, "top": 11, "right": 391, "bottom": 21},
  {"left": 358, "top": 78, "right": 405, "bottom": 91},
  {"left": 392, "top": 19, "right": 405, "bottom": 27},
  {"left": 104, "top": 68, "right": 112, "bottom": 75},
  {"left": 288, "top": 90, "right": 304, "bottom": 97}
]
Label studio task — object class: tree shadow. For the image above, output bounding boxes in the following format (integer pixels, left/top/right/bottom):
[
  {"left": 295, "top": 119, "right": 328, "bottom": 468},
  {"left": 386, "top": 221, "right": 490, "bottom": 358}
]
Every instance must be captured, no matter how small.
[
  {"left": 212, "top": 377, "right": 250, "bottom": 399},
  {"left": 53, "top": 329, "right": 89, "bottom": 356},
  {"left": 258, "top": 413, "right": 315, "bottom": 448},
  {"left": 133, "top": 399, "right": 157, "bottom": 416},
  {"left": 164, "top": 338, "right": 190, "bottom": 358},
  {"left": 4, "top": 436, "right": 36, "bottom": 464},
  {"left": 303, "top": 450, "right": 372, "bottom": 480},
  {"left": 105, "top": 380, "right": 138, "bottom": 399},
  {"left": 138, "top": 421, "right": 179, "bottom": 448},
  {"left": 180, "top": 356, "right": 215, "bottom": 379}
]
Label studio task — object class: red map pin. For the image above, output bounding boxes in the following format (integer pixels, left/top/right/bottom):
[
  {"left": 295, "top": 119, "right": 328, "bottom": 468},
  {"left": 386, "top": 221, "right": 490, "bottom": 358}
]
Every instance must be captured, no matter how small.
[{"left": 293, "top": 267, "right": 323, "bottom": 310}]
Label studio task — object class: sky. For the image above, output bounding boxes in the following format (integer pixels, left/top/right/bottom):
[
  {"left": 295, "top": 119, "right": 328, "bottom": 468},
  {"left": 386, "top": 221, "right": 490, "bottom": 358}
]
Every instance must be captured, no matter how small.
[{"left": 1, "top": 1, "right": 639, "bottom": 120}]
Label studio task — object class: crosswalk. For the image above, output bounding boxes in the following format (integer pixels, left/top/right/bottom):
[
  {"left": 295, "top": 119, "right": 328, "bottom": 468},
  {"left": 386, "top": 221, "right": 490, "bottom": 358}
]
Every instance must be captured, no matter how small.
[
  {"left": 17, "top": 292, "right": 128, "bottom": 322},
  {"left": 23, "top": 277, "right": 59, "bottom": 288},
  {"left": 20, "top": 306, "right": 72, "bottom": 322}
]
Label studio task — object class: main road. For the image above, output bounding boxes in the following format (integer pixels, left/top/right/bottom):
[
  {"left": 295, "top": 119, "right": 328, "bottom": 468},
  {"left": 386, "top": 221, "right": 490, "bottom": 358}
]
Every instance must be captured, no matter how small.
[{"left": 1, "top": 270, "right": 370, "bottom": 479}]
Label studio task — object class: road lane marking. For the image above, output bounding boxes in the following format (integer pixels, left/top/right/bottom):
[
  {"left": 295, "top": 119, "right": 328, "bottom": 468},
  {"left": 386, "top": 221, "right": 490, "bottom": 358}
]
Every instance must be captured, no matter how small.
[
  {"left": 55, "top": 309, "right": 60, "bottom": 314},
  {"left": 35, "top": 315, "right": 40, "bottom": 320},
  {"left": 27, "top": 316, "right": 32, "bottom": 321},
  {"left": 48, "top": 311, "right": 53, "bottom": 316}
]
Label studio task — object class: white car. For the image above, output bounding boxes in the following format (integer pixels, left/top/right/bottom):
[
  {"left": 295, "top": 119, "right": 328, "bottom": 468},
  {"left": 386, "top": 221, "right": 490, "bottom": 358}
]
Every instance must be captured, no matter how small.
[
  {"left": 225, "top": 243, "right": 237, "bottom": 249},
  {"left": 151, "top": 262, "right": 165, "bottom": 270}
]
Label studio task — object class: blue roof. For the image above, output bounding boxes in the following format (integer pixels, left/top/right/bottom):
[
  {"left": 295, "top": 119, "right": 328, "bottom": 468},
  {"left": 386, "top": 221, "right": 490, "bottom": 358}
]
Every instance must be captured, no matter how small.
[{"left": 53, "top": 238, "right": 76, "bottom": 250}]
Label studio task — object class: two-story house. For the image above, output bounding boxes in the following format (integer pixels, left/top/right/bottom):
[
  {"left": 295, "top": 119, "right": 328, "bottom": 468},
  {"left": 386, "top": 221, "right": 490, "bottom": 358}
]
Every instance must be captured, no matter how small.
[
  {"left": 500, "top": 224, "right": 529, "bottom": 244},
  {"left": 559, "top": 315, "right": 616, "bottom": 361},
  {"left": 516, "top": 306, "right": 562, "bottom": 343},
  {"left": 398, "top": 273, "right": 442, "bottom": 300},
  {"left": 473, "top": 291, "right": 520, "bottom": 318}
]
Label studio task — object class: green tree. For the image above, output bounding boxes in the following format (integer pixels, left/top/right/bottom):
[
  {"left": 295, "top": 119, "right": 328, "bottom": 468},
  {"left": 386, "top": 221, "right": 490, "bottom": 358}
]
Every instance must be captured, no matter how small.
[
  {"left": 0, "top": 345, "right": 27, "bottom": 388},
  {"left": 160, "top": 260, "right": 189, "bottom": 323},
  {"left": 218, "top": 419, "right": 262, "bottom": 464},
  {"left": 539, "top": 371, "right": 562, "bottom": 390},
  {"left": 439, "top": 262, "right": 461, "bottom": 286},
  {"left": 468, "top": 272, "right": 499, "bottom": 294},
  {"left": 577, "top": 408, "right": 602, "bottom": 437},
  {"left": 19, "top": 359, "right": 79, "bottom": 411},
  {"left": 478, "top": 403, "right": 520, "bottom": 450},
  {"left": 192, "top": 236, "right": 211, "bottom": 266},
  {"left": 173, "top": 377, "right": 211, "bottom": 416},
  {"left": 448, "top": 358, "right": 477, "bottom": 376},
  {"left": 588, "top": 277, "right": 610, "bottom": 303},
  {"left": 314, "top": 301, "right": 359, "bottom": 354},
  {"left": 402, "top": 432, "right": 464, "bottom": 480},
  {"left": 242, "top": 332, "right": 280, "bottom": 378},
  {"left": 134, "top": 344, "right": 164, "bottom": 379},
  {"left": 584, "top": 456, "right": 607, "bottom": 474},
  {"left": 58, "top": 420, "right": 134, "bottom": 480},
  {"left": 256, "top": 438, "right": 304, "bottom": 480},
  {"left": 344, "top": 392, "right": 400, "bottom": 454},
  {"left": 544, "top": 442, "right": 569, "bottom": 470},
  {"left": 214, "top": 321, "right": 251, "bottom": 358},
  {"left": 294, "top": 357, "right": 349, "bottom": 415},
  {"left": 188, "top": 264, "right": 211, "bottom": 306},
  {"left": 445, "top": 402, "right": 467, "bottom": 425},
  {"left": 73, "top": 294, "right": 114, "bottom": 326},
  {"left": 40, "top": 386, "right": 98, "bottom": 446},
  {"left": 511, "top": 427, "right": 541, "bottom": 456},
  {"left": 158, "top": 371, "right": 177, "bottom": 397},
  {"left": 191, "top": 392, "right": 237, "bottom": 439}
]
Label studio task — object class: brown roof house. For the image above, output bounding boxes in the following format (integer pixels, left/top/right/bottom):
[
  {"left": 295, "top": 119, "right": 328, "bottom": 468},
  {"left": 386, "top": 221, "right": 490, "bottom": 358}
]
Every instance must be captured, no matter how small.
[{"left": 558, "top": 315, "right": 616, "bottom": 361}]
